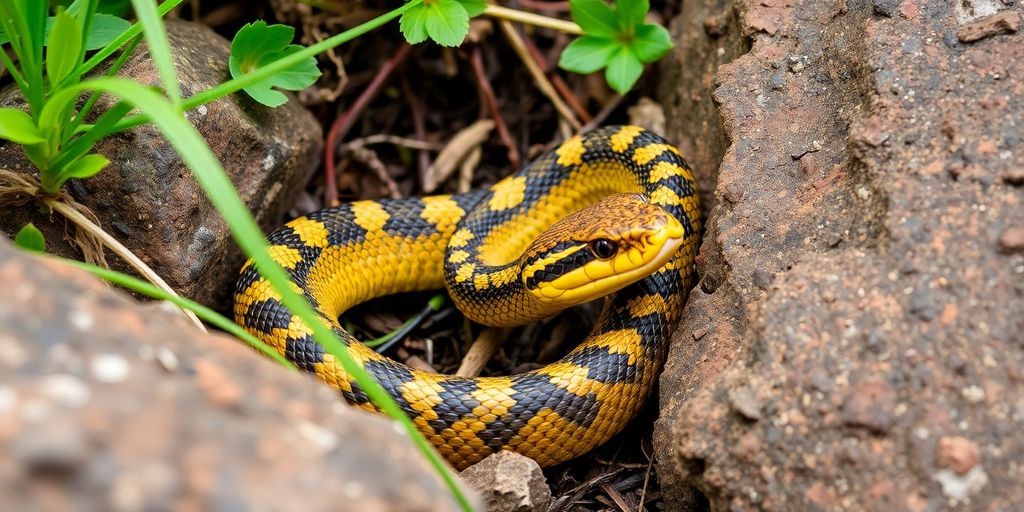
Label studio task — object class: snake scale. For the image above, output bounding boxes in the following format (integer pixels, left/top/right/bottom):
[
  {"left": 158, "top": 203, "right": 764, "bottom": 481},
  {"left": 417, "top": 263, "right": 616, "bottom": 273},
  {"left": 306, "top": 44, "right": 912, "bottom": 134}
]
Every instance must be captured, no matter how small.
[{"left": 234, "top": 126, "right": 702, "bottom": 469}]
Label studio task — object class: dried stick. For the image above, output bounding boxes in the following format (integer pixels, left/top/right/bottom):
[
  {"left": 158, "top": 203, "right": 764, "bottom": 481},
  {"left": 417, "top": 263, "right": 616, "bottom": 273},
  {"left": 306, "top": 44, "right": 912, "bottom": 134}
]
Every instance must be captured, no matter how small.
[
  {"left": 485, "top": 5, "right": 581, "bottom": 34},
  {"left": 456, "top": 327, "right": 512, "bottom": 377},
  {"left": 498, "top": 20, "right": 582, "bottom": 130}
]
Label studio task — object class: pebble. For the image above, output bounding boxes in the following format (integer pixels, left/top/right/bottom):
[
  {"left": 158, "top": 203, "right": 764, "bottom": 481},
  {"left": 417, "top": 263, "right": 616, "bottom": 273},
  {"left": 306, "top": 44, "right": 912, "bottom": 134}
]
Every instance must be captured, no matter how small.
[
  {"left": 460, "top": 451, "right": 551, "bottom": 512},
  {"left": 90, "top": 354, "right": 130, "bottom": 384},
  {"left": 936, "top": 436, "right": 982, "bottom": 475}
]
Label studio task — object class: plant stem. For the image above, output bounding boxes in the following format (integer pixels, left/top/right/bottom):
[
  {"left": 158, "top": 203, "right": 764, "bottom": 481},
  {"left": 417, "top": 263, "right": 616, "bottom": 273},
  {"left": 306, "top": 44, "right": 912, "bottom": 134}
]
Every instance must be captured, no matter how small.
[
  {"left": 484, "top": 5, "right": 583, "bottom": 35},
  {"left": 46, "top": 198, "right": 206, "bottom": 331}
]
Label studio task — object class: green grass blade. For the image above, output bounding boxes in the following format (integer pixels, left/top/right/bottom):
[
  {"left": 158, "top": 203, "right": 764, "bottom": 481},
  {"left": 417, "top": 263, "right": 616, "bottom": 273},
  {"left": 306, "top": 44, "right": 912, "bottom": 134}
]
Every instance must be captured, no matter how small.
[
  {"left": 129, "top": 0, "right": 180, "bottom": 105},
  {"left": 54, "top": 256, "right": 296, "bottom": 369},
  {"left": 49, "top": 77, "right": 472, "bottom": 512}
]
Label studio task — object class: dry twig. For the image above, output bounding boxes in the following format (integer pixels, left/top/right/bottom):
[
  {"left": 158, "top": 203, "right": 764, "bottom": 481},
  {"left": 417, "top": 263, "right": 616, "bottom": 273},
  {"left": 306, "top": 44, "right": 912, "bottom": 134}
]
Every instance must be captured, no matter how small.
[
  {"left": 497, "top": 20, "right": 582, "bottom": 131},
  {"left": 456, "top": 327, "right": 512, "bottom": 377}
]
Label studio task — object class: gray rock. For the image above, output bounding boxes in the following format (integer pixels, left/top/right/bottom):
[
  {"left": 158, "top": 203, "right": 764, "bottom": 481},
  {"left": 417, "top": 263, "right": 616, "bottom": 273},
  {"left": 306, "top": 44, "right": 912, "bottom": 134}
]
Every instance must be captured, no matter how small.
[
  {"left": 0, "top": 237, "right": 475, "bottom": 511},
  {"left": 0, "top": 19, "right": 322, "bottom": 312},
  {"left": 461, "top": 451, "right": 551, "bottom": 512},
  {"left": 655, "top": 0, "right": 1024, "bottom": 510}
]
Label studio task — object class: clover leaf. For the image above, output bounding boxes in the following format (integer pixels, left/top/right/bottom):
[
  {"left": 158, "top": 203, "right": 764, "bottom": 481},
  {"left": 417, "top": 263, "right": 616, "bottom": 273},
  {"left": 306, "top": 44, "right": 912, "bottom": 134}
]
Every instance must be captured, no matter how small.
[
  {"left": 399, "top": 0, "right": 484, "bottom": 48},
  {"left": 559, "top": 0, "right": 673, "bottom": 94},
  {"left": 229, "top": 21, "right": 321, "bottom": 107}
]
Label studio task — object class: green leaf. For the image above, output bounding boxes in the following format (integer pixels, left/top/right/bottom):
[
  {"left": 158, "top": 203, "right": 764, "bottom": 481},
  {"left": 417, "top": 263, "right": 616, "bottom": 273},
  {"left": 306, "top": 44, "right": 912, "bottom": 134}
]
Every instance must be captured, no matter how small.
[
  {"left": 46, "top": 8, "right": 84, "bottom": 86},
  {"left": 399, "top": 3, "right": 431, "bottom": 44},
  {"left": 14, "top": 224, "right": 46, "bottom": 253},
  {"left": 631, "top": 23, "right": 672, "bottom": 62},
  {"left": 615, "top": 0, "right": 648, "bottom": 29},
  {"left": 423, "top": 0, "right": 469, "bottom": 47},
  {"left": 53, "top": 153, "right": 110, "bottom": 187},
  {"left": 569, "top": 0, "right": 619, "bottom": 38},
  {"left": 83, "top": 14, "right": 132, "bottom": 49},
  {"left": 0, "top": 107, "right": 45, "bottom": 144},
  {"left": 458, "top": 0, "right": 487, "bottom": 17},
  {"left": 558, "top": 35, "right": 617, "bottom": 74},
  {"left": 228, "top": 21, "right": 322, "bottom": 107},
  {"left": 604, "top": 46, "right": 643, "bottom": 94}
]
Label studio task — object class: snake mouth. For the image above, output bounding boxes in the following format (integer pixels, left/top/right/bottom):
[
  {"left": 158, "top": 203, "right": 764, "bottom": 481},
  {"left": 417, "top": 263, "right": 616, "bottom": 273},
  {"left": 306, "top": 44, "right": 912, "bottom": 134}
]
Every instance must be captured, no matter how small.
[
  {"left": 585, "top": 235, "right": 683, "bottom": 293},
  {"left": 535, "top": 232, "right": 685, "bottom": 305}
]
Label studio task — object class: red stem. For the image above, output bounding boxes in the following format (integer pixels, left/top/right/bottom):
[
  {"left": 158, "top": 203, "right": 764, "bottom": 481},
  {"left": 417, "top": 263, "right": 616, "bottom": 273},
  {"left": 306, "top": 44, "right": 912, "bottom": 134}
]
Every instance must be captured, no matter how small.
[
  {"left": 522, "top": 35, "right": 592, "bottom": 124},
  {"left": 401, "top": 73, "right": 432, "bottom": 186},
  {"left": 469, "top": 46, "right": 521, "bottom": 170},
  {"left": 324, "top": 43, "right": 413, "bottom": 206}
]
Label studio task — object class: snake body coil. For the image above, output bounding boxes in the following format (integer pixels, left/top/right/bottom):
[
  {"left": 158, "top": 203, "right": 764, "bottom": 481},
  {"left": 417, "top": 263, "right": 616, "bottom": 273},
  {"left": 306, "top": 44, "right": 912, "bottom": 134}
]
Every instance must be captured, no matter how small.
[{"left": 234, "top": 126, "right": 701, "bottom": 469}]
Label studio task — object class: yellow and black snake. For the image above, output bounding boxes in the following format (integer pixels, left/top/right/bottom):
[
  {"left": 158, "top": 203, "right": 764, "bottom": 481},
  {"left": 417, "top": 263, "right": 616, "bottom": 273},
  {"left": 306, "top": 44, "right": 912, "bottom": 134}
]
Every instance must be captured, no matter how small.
[{"left": 234, "top": 126, "right": 701, "bottom": 469}]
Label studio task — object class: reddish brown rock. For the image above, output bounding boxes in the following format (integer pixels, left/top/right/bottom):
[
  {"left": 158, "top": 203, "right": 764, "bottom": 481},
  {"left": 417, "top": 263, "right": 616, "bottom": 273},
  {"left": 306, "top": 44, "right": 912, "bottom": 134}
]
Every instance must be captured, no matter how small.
[
  {"left": 656, "top": 0, "right": 1024, "bottom": 510},
  {"left": 0, "top": 238, "right": 473, "bottom": 511},
  {"left": 936, "top": 436, "right": 982, "bottom": 475},
  {"left": 0, "top": 20, "right": 321, "bottom": 312}
]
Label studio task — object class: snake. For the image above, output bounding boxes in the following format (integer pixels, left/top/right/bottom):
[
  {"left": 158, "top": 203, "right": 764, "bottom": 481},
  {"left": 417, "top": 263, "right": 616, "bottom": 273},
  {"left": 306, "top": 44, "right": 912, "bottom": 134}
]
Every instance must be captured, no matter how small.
[{"left": 234, "top": 126, "right": 701, "bottom": 470}]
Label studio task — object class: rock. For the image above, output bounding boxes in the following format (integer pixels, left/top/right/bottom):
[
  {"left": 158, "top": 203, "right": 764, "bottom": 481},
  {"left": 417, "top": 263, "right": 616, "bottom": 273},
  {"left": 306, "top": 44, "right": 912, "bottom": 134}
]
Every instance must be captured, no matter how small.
[
  {"left": 0, "top": 20, "right": 322, "bottom": 313},
  {"left": 997, "top": 227, "right": 1024, "bottom": 254},
  {"left": 460, "top": 451, "right": 550, "bottom": 512},
  {"left": 655, "top": 0, "right": 1024, "bottom": 510},
  {"left": 956, "top": 9, "right": 1021, "bottom": 42},
  {"left": 0, "top": 237, "right": 474, "bottom": 511},
  {"left": 936, "top": 436, "right": 982, "bottom": 475}
]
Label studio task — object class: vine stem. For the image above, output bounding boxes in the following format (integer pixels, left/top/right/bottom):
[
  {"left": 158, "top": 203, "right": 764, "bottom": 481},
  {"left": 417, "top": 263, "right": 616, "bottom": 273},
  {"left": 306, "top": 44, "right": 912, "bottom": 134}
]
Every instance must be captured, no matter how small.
[
  {"left": 46, "top": 198, "right": 206, "bottom": 331},
  {"left": 484, "top": 5, "right": 583, "bottom": 35}
]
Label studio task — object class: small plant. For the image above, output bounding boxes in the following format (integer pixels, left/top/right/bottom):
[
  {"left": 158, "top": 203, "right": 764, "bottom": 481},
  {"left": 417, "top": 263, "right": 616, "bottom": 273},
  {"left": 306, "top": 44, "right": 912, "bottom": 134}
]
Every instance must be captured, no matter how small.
[
  {"left": 399, "top": 0, "right": 485, "bottom": 47},
  {"left": 559, "top": 0, "right": 673, "bottom": 94},
  {"left": 395, "top": 0, "right": 673, "bottom": 94},
  {"left": 228, "top": 21, "right": 320, "bottom": 107}
]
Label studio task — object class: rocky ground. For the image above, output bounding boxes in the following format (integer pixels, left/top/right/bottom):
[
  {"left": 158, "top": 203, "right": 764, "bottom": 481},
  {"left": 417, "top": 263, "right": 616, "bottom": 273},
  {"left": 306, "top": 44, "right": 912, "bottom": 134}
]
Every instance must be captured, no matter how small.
[{"left": 654, "top": 0, "right": 1023, "bottom": 510}]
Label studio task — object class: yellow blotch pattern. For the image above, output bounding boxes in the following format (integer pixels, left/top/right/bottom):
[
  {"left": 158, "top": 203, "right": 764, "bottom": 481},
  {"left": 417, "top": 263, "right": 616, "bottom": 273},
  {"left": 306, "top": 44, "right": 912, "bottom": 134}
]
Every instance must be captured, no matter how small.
[
  {"left": 448, "top": 249, "right": 470, "bottom": 264},
  {"left": 449, "top": 228, "right": 474, "bottom": 248},
  {"left": 351, "top": 200, "right": 390, "bottom": 233},
  {"left": 287, "top": 218, "right": 330, "bottom": 248},
  {"left": 488, "top": 176, "right": 528, "bottom": 211},
  {"left": 555, "top": 135, "right": 584, "bottom": 166},
  {"left": 456, "top": 263, "right": 476, "bottom": 283},
  {"left": 631, "top": 143, "right": 682, "bottom": 166},
  {"left": 649, "top": 185, "right": 682, "bottom": 206},
  {"left": 649, "top": 161, "right": 684, "bottom": 183},
  {"left": 610, "top": 125, "right": 644, "bottom": 153},
  {"left": 267, "top": 245, "right": 302, "bottom": 269}
]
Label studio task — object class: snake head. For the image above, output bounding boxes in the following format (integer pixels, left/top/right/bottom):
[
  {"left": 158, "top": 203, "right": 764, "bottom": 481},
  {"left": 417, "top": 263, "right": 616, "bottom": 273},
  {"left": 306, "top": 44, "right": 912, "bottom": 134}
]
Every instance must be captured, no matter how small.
[{"left": 520, "top": 194, "right": 684, "bottom": 307}]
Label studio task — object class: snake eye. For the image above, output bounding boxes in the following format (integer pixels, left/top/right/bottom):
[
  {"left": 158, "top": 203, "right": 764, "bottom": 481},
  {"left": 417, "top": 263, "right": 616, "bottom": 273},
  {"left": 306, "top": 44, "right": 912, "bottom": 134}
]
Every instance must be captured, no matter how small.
[{"left": 589, "top": 239, "right": 617, "bottom": 260}]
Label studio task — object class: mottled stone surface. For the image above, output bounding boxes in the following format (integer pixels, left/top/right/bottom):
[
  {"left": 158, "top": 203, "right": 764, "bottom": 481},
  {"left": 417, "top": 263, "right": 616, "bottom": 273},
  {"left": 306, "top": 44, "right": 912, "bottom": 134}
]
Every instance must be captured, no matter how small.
[
  {"left": 0, "top": 20, "right": 322, "bottom": 312},
  {"left": 461, "top": 451, "right": 551, "bottom": 512},
  {"left": 656, "top": 0, "right": 1023, "bottom": 510},
  {"left": 0, "top": 238, "right": 473, "bottom": 511}
]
